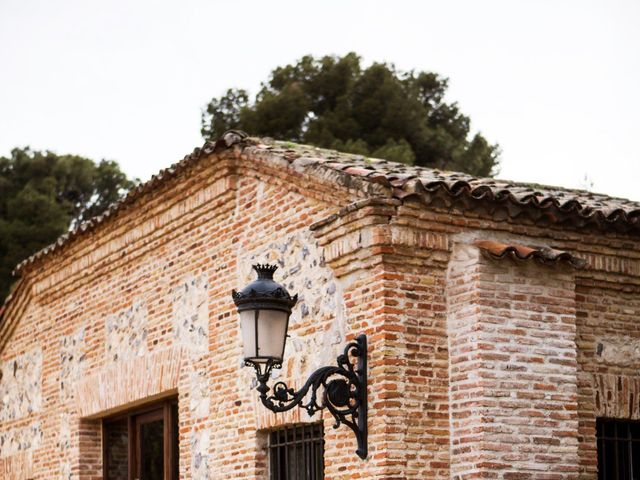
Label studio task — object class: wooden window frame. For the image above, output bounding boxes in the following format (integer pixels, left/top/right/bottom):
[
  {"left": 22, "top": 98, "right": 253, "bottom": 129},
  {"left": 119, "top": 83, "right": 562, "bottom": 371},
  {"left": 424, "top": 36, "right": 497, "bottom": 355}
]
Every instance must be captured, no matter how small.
[{"left": 102, "top": 398, "right": 178, "bottom": 480}]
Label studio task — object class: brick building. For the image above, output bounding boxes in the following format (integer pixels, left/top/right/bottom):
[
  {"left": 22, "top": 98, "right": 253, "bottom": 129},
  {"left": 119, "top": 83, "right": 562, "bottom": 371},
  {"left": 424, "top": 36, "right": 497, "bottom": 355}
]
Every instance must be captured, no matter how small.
[{"left": 0, "top": 131, "right": 639, "bottom": 479}]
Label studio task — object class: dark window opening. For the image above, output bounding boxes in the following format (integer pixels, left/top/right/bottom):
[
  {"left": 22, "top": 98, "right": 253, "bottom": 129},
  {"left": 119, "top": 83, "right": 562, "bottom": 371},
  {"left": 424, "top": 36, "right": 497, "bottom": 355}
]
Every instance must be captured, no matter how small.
[
  {"left": 105, "top": 417, "right": 129, "bottom": 479},
  {"left": 268, "top": 423, "right": 324, "bottom": 480},
  {"left": 103, "top": 399, "right": 178, "bottom": 480},
  {"left": 597, "top": 418, "right": 640, "bottom": 480}
]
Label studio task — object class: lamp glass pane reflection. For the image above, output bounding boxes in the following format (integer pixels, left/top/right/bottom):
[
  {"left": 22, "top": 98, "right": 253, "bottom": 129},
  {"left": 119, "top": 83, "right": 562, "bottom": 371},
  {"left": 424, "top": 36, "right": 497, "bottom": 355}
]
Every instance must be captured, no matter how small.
[{"left": 239, "top": 308, "right": 289, "bottom": 363}]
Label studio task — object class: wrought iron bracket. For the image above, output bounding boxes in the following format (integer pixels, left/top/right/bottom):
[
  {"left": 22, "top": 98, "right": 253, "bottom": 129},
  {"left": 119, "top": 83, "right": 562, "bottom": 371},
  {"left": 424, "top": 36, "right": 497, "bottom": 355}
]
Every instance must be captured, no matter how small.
[{"left": 248, "top": 334, "right": 368, "bottom": 459}]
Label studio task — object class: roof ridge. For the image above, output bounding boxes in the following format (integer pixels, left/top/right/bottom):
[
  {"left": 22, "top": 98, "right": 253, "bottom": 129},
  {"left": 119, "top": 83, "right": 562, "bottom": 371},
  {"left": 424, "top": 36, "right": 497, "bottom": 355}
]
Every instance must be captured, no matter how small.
[{"left": 271, "top": 140, "right": 640, "bottom": 205}]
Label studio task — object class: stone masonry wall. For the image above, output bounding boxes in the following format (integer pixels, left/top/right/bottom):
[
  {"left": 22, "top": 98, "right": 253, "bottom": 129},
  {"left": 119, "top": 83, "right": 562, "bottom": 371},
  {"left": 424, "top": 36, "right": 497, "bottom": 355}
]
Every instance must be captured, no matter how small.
[{"left": 0, "top": 348, "right": 42, "bottom": 422}]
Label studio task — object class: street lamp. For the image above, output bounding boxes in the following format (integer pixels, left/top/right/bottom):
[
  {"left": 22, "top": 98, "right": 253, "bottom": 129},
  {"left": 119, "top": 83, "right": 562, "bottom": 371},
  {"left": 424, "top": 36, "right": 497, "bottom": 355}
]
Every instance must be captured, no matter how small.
[{"left": 232, "top": 264, "right": 368, "bottom": 459}]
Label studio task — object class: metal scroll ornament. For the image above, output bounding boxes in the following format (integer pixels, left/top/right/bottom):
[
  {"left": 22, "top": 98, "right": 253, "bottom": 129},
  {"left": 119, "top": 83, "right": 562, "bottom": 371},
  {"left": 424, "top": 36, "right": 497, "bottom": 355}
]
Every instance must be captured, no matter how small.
[{"left": 249, "top": 335, "right": 368, "bottom": 460}]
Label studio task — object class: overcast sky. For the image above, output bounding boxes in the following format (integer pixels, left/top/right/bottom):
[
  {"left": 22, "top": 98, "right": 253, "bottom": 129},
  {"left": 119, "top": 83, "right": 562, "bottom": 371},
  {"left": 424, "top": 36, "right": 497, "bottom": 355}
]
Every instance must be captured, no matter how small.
[{"left": 1, "top": 0, "right": 639, "bottom": 200}]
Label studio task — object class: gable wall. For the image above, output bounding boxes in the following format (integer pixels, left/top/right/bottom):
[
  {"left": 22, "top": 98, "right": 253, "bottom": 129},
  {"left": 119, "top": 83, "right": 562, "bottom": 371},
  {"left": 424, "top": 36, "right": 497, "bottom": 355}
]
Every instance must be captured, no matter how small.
[{"left": 0, "top": 153, "right": 369, "bottom": 479}]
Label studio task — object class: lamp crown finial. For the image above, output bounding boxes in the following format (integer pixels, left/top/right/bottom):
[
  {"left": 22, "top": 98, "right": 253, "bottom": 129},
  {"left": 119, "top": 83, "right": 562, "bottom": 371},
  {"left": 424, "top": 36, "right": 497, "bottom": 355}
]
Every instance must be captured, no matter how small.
[{"left": 252, "top": 263, "right": 278, "bottom": 279}]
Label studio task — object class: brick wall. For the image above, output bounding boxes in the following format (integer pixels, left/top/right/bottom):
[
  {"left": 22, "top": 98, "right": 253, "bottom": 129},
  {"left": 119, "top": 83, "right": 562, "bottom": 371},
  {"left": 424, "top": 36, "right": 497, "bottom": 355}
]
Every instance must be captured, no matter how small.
[
  {"left": 0, "top": 148, "right": 638, "bottom": 479},
  {"left": 447, "top": 244, "right": 579, "bottom": 479},
  {"left": 313, "top": 199, "right": 452, "bottom": 478}
]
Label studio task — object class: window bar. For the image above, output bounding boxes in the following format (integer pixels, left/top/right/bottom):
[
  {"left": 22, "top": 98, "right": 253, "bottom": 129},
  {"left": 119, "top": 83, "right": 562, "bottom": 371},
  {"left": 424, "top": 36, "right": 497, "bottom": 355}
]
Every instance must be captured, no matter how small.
[
  {"left": 309, "top": 424, "right": 313, "bottom": 480},
  {"left": 632, "top": 426, "right": 636, "bottom": 480},
  {"left": 315, "top": 428, "right": 320, "bottom": 480},
  {"left": 277, "top": 428, "right": 282, "bottom": 480},
  {"left": 303, "top": 425, "right": 308, "bottom": 480},
  {"left": 312, "top": 427, "right": 324, "bottom": 479},
  {"left": 614, "top": 422, "right": 619, "bottom": 480},
  {"left": 285, "top": 426, "right": 290, "bottom": 480},
  {"left": 268, "top": 424, "right": 323, "bottom": 480},
  {"left": 272, "top": 430, "right": 277, "bottom": 480},
  {"left": 600, "top": 438, "right": 606, "bottom": 480},
  {"left": 632, "top": 424, "right": 635, "bottom": 480},
  {"left": 293, "top": 425, "right": 298, "bottom": 480},
  {"left": 274, "top": 430, "right": 278, "bottom": 480},
  {"left": 624, "top": 422, "right": 630, "bottom": 480}
]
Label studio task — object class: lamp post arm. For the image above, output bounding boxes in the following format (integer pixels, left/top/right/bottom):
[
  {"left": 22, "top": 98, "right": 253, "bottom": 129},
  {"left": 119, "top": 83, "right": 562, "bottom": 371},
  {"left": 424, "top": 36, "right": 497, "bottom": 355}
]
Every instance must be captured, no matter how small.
[
  {"left": 258, "top": 365, "right": 343, "bottom": 415},
  {"left": 249, "top": 335, "right": 368, "bottom": 459}
]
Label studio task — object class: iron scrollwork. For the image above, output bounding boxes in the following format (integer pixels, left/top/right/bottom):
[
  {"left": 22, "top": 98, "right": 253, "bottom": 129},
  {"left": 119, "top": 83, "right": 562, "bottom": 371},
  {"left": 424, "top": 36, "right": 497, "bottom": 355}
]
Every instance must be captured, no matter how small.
[{"left": 248, "top": 334, "right": 368, "bottom": 459}]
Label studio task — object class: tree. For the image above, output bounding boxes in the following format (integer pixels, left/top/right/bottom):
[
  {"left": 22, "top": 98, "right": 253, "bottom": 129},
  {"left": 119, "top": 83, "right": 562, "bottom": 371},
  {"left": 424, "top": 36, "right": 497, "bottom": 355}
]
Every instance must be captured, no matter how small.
[
  {"left": 202, "top": 53, "right": 499, "bottom": 176},
  {"left": 0, "top": 147, "right": 135, "bottom": 300}
]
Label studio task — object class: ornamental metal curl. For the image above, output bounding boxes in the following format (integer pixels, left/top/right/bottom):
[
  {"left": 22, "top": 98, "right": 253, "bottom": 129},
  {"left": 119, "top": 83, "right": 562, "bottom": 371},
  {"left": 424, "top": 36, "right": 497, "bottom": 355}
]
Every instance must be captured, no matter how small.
[{"left": 248, "top": 335, "right": 368, "bottom": 459}]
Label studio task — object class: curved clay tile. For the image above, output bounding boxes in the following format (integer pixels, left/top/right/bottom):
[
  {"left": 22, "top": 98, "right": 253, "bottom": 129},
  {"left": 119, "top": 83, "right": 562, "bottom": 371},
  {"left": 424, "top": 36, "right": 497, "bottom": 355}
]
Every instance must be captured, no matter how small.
[{"left": 474, "top": 240, "right": 587, "bottom": 269}]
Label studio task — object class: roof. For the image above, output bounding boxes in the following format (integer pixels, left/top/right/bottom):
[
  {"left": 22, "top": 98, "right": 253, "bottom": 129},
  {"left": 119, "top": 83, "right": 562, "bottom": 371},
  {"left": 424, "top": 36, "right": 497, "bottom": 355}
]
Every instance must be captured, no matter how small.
[
  {"left": 267, "top": 144, "right": 639, "bottom": 230},
  {"left": 474, "top": 240, "right": 586, "bottom": 269},
  {"left": 12, "top": 131, "right": 640, "bottom": 275}
]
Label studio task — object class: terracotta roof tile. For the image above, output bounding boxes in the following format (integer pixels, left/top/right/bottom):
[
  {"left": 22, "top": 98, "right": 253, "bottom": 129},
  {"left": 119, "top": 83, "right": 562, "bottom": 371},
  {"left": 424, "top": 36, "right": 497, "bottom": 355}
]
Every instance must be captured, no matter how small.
[
  {"left": 256, "top": 141, "right": 640, "bottom": 233},
  {"left": 474, "top": 240, "right": 586, "bottom": 268}
]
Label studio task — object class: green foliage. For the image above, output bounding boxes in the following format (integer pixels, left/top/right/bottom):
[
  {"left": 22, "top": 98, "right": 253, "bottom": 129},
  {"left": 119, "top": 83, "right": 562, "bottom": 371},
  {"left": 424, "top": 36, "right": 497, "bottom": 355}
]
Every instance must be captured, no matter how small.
[
  {"left": 202, "top": 53, "right": 500, "bottom": 175},
  {"left": 0, "top": 147, "right": 135, "bottom": 300}
]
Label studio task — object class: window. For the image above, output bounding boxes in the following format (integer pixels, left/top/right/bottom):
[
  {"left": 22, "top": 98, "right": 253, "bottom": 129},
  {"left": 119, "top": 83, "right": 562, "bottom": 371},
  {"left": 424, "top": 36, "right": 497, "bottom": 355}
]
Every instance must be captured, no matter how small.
[
  {"left": 103, "top": 399, "right": 179, "bottom": 480},
  {"left": 597, "top": 418, "right": 640, "bottom": 480},
  {"left": 268, "top": 424, "right": 324, "bottom": 480}
]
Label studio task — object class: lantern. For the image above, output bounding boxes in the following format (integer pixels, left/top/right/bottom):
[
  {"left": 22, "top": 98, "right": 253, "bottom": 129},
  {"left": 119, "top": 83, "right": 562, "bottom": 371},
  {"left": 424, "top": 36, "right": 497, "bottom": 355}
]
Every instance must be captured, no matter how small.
[
  {"left": 232, "top": 264, "right": 297, "bottom": 368},
  {"left": 232, "top": 263, "right": 368, "bottom": 459}
]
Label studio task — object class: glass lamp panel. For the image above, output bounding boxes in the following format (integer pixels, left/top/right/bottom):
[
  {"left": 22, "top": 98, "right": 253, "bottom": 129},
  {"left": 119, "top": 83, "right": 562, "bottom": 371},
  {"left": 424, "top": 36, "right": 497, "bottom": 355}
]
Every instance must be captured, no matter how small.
[
  {"left": 239, "top": 309, "right": 258, "bottom": 360},
  {"left": 256, "top": 309, "right": 289, "bottom": 361}
]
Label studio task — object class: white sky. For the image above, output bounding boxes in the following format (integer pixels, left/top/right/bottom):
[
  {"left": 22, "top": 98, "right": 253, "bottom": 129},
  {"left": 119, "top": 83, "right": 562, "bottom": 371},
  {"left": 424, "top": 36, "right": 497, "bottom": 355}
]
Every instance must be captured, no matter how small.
[{"left": 1, "top": 0, "right": 639, "bottom": 200}]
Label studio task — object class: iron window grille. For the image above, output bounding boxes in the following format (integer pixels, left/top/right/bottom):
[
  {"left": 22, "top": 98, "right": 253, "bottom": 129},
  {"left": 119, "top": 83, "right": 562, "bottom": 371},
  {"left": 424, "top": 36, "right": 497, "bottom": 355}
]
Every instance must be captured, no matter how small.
[
  {"left": 597, "top": 418, "right": 640, "bottom": 480},
  {"left": 268, "top": 424, "right": 324, "bottom": 480}
]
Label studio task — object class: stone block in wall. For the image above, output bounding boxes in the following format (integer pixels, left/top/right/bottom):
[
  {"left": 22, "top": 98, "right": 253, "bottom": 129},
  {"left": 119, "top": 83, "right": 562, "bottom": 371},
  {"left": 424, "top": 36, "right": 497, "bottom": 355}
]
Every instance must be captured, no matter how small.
[
  {"left": 189, "top": 369, "right": 210, "bottom": 420},
  {"left": 105, "top": 301, "right": 148, "bottom": 361},
  {"left": 190, "top": 428, "right": 210, "bottom": 480},
  {"left": 596, "top": 335, "right": 640, "bottom": 367},
  {"left": 58, "top": 413, "right": 72, "bottom": 480},
  {"left": 60, "top": 326, "right": 87, "bottom": 400},
  {"left": 0, "top": 422, "right": 42, "bottom": 459},
  {"left": 0, "top": 348, "right": 42, "bottom": 422},
  {"left": 173, "top": 274, "right": 209, "bottom": 357}
]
